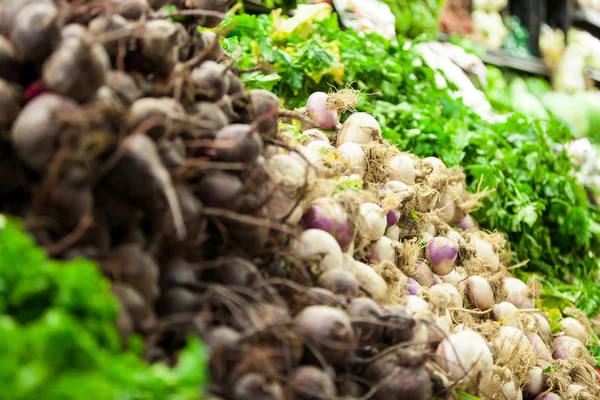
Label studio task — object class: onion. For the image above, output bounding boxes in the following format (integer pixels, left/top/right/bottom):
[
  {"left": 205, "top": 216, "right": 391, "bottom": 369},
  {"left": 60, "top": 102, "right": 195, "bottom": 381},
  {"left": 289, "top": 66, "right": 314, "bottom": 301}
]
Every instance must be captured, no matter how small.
[
  {"left": 465, "top": 276, "right": 495, "bottom": 310},
  {"left": 436, "top": 330, "right": 493, "bottom": 391},
  {"left": 526, "top": 332, "right": 552, "bottom": 361},
  {"left": 561, "top": 317, "right": 588, "bottom": 345},
  {"left": 294, "top": 229, "right": 343, "bottom": 272},
  {"left": 302, "top": 198, "right": 356, "bottom": 251},
  {"left": 470, "top": 236, "right": 500, "bottom": 272},
  {"left": 504, "top": 277, "right": 534, "bottom": 309},
  {"left": 337, "top": 142, "right": 366, "bottom": 177},
  {"left": 386, "top": 224, "right": 400, "bottom": 241},
  {"left": 307, "top": 92, "right": 338, "bottom": 129},
  {"left": 411, "top": 260, "right": 435, "bottom": 287},
  {"left": 426, "top": 236, "right": 458, "bottom": 275},
  {"left": 427, "top": 283, "right": 462, "bottom": 308},
  {"left": 359, "top": 203, "right": 387, "bottom": 241},
  {"left": 367, "top": 236, "right": 396, "bottom": 265},
  {"left": 455, "top": 215, "right": 477, "bottom": 231},
  {"left": 336, "top": 112, "right": 381, "bottom": 146},
  {"left": 492, "top": 302, "right": 521, "bottom": 329},
  {"left": 406, "top": 277, "right": 422, "bottom": 296},
  {"left": 388, "top": 155, "right": 417, "bottom": 184}
]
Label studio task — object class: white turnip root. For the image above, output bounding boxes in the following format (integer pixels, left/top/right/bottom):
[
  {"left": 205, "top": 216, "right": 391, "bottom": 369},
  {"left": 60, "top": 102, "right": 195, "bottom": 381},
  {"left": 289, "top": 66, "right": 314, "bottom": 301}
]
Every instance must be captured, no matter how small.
[
  {"left": 302, "top": 198, "right": 355, "bottom": 251},
  {"left": 526, "top": 332, "right": 552, "bottom": 361},
  {"left": 388, "top": 155, "right": 417, "bottom": 184},
  {"left": 471, "top": 236, "right": 500, "bottom": 272},
  {"left": 386, "top": 224, "right": 400, "bottom": 241},
  {"left": 317, "top": 269, "right": 359, "bottom": 298},
  {"left": 406, "top": 277, "right": 422, "bottom": 296},
  {"left": 295, "top": 305, "right": 355, "bottom": 363},
  {"left": 426, "top": 236, "right": 458, "bottom": 275},
  {"left": 367, "top": 236, "right": 396, "bottom": 265},
  {"left": 465, "top": 276, "right": 495, "bottom": 310},
  {"left": 337, "top": 142, "right": 366, "bottom": 177},
  {"left": 561, "top": 317, "right": 588, "bottom": 345},
  {"left": 299, "top": 128, "right": 329, "bottom": 144},
  {"left": 300, "top": 140, "right": 334, "bottom": 164},
  {"left": 533, "top": 313, "right": 552, "bottom": 338},
  {"left": 436, "top": 330, "right": 494, "bottom": 391},
  {"left": 438, "top": 267, "right": 467, "bottom": 287},
  {"left": 501, "top": 376, "right": 522, "bottom": 400},
  {"left": 405, "top": 295, "right": 430, "bottom": 315},
  {"left": 386, "top": 180, "right": 411, "bottom": 193},
  {"left": 307, "top": 92, "right": 339, "bottom": 129},
  {"left": 492, "top": 302, "right": 521, "bottom": 329},
  {"left": 436, "top": 194, "right": 456, "bottom": 223},
  {"left": 352, "top": 260, "right": 389, "bottom": 301},
  {"left": 534, "top": 393, "right": 561, "bottom": 400},
  {"left": 552, "top": 335, "right": 588, "bottom": 360},
  {"left": 428, "top": 283, "right": 462, "bottom": 308},
  {"left": 455, "top": 215, "right": 477, "bottom": 231},
  {"left": 423, "top": 156, "right": 446, "bottom": 173},
  {"left": 336, "top": 112, "right": 381, "bottom": 146},
  {"left": 524, "top": 367, "right": 545, "bottom": 399},
  {"left": 446, "top": 230, "right": 465, "bottom": 247},
  {"left": 294, "top": 229, "right": 344, "bottom": 272},
  {"left": 42, "top": 36, "right": 110, "bottom": 102},
  {"left": 504, "top": 277, "right": 535, "bottom": 309},
  {"left": 492, "top": 326, "right": 532, "bottom": 361},
  {"left": 359, "top": 202, "right": 387, "bottom": 241},
  {"left": 11, "top": 93, "right": 79, "bottom": 171},
  {"left": 411, "top": 260, "right": 436, "bottom": 287}
]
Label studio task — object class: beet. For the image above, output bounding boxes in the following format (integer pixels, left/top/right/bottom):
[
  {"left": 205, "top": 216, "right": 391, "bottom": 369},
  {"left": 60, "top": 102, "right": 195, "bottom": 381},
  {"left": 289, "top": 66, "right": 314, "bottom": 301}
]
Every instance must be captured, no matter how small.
[
  {"left": 365, "top": 358, "right": 433, "bottom": 400},
  {"left": 111, "top": 0, "right": 150, "bottom": 19},
  {"left": 88, "top": 14, "right": 133, "bottom": 59},
  {"left": 126, "top": 97, "right": 186, "bottom": 139},
  {"left": 247, "top": 89, "right": 280, "bottom": 139},
  {"left": 196, "top": 171, "right": 244, "bottom": 210},
  {"left": 11, "top": 94, "right": 79, "bottom": 172},
  {"left": 112, "top": 282, "right": 152, "bottom": 331},
  {"left": 0, "top": 0, "right": 54, "bottom": 37},
  {"left": 317, "top": 269, "right": 359, "bottom": 298},
  {"left": 205, "top": 257, "right": 262, "bottom": 287},
  {"left": 42, "top": 36, "right": 111, "bottom": 102},
  {"left": 10, "top": 2, "right": 61, "bottom": 63},
  {"left": 383, "top": 305, "right": 416, "bottom": 345},
  {"left": 191, "top": 60, "right": 228, "bottom": 101},
  {"left": 214, "top": 124, "right": 264, "bottom": 163},
  {"left": 61, "top": 24, "right": 88, "bottom": 40},
  {"left": 0, "top": 79, "right": 23, "bottom": 128},
  {"left": 194, "top": 101, "right": 230, "bottom": 132},
  {"left": 346, "top": 297, "right": 386, "bottom": 345},
  {"left": 105, "top": 71, "right": 141, "bottom": 105},
  {"left": 159, "top": 257, "right": 197, "bottom": 288},
  {"left": 188, "top": 0, "right": 229, "bottom": 28},
  {"left": 0, "top": 36, "right": 19, "bottom": 82},
  {"left": 156, "top": 287, "right": 202, "bottom": 316},
  {"left": 288, "top": 366, "right": 337, "bottom": 399},
  {"left": 231, "top": 373, "right": 284, "bottom": 400},
  {"left": 141, "top": 20, "right": 186, "bottom": 76}
]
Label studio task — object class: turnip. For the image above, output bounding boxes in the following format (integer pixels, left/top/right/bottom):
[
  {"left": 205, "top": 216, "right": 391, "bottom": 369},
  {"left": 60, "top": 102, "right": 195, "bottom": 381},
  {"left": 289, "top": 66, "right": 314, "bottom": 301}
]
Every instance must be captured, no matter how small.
[
  {"left": 386, "top": 180, "right": 411, "bottom": 193},
  {"left": 471, "top": 235, "right": 500, "bottom": 272},
  {"left": 446, "top": 230, "right": 465, "bottom": 247},
  {"left": 317, "top": 269, "right": 359, "bottom": 298},
  {"left": 385, "top": 210, "right": 400, "bottom": 228},
  {"left": 294, "top": 229, "right": 343, "bottom": 272},
  {"left": 426, "top": 236, "right": 458, "bottom": 275},
  {"left": 307, "top": 92, "right": 339, "bottom": 129},
  {"left": 436, "top": 330, "right": 494, "bottom": 391},
  {"left": 299, "top": 140, "right": 334, "bottom": 164},
  {"left": 561, "top": 317, "right": 588, "bottom": 345},
  {"left": 423, "top": 156, "right": 446, "bottom": 173},
  {"left": 336, "top": 112, "right": 381, "bottom": 146},
  {"left": 232, "top": 373, "right": 284, "bottom": 400},
  {"left": 405, "top": 295, "right": 430, "bottom": 315},
  {"left": 534, "top": 394, "right": 561, "bottom": 400},
  {"left": 359, "top": 202, "right": 387, "bottom": 241},
  {"left": 351, "top": 260, "right": 389, "bottom": 301},
  {"left": 524, "top": 367, "right": 544, "bottom": 399},
  {"left": 504, "top": 277, "right": 535, "bottom": 309},
  {"left": 346, "top": 297, "right": 385, "bottom": 344},
  {"left": 492, "top": 302, "right": 521, "bottom": 329},
  {"left": 0, "top": 36, "right": 19, "bottom": 82},
  {"left": 533, "top": 313, "right": 552, "bottom": 338},
  {"left": 299, "top": 128, "right": 329, "bottom": 144},
  {"left": 428, "top": 283, "right": 462, "bottom": 308},
  {"left": 526, "top": 332, "right": 552, "bottom": 361},
  {"left": 0, "top": 79, "right": 22, "bottom": 129},
  {"left": 492, "top": 326, "right": 532, "bottom": 361},
  {"left": 10, "top": 2, "right": 60, "bottom": 63},
  {"left": 465, "top": 276, "right": 495, "bottom": 310},
  {"left": 455, "top": 215, "right": 477, "bottom": 231},
  {"left": 288, "top": 366, "right": 337, "bottom": 399},
  {"left": 214, "top": 124, "right": 264, "bottom": 163},
  {"left": 295, "top": 305, "right": 355, "bottom": 363},
  {"left": 302, "top": 198, "right": 355, "bottom": 251},
  {"left": 189, "top": 0, "right": 229, "bottom": 28},
  {"left": 388, "top": 155, "right": 417, "bottom": 184},
  {"left": 387, "top": 224, "right": 400, "bottom": 241},
  {"left": 566, "top": 384, "right": 587, "bottom": 398},
  {"left": 439, "top": 267, "right": 467, "bottom": 286},
  {"left": 411, "top": 260, "right": 436, "bottom": 287},
  {"left": 367, "top": 236, "right": 396, "bottom": 265},
  {"left": 42, "top": 36, "right": 110, "bottom": 102},
  {"left": 337, "top": 142, "right": 366, "bottom": 177},
  {"left": 11, "top": 93, "right": 79, "bottom": 171},
  {"left": 553, "top": 335, "right": 588, "bottom": 360},
  {"left": 436, "top": 194, "right": 456, "bottom": 223},
  {"left": 406, "top": 277, "right": 422, "bottom": 296}
]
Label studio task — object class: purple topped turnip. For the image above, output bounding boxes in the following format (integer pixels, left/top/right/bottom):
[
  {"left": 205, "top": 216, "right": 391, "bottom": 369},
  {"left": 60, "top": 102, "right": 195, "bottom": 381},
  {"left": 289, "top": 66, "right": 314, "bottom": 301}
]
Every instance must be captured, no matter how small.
[
  {"left": 302, "top": 197, "right": 355, "bottom": 251},
  {"left": 426, "top": 236, "right": 458, "bottom": 275}
]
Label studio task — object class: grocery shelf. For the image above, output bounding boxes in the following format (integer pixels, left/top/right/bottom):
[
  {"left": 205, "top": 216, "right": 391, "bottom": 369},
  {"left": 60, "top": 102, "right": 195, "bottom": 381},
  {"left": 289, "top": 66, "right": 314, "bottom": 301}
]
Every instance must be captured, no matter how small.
[
  {"left": 480, "top": 49, "right": 550, "bottom": 76},
  {"left": 572, "top": 8, "right": 600, "bottom": 33}
]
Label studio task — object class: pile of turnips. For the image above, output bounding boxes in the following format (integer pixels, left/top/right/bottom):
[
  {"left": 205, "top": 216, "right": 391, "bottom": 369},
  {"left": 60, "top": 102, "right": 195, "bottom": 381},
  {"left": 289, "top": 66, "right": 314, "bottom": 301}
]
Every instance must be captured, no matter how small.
[{"left": 0, "top": 0, "right": 599, "bottom": 398}]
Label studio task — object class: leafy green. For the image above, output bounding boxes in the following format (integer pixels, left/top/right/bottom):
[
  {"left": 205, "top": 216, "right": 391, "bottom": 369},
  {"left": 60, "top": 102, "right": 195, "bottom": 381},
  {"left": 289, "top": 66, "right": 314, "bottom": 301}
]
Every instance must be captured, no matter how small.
[
  {"left": 219, "top": 10, "right": 600, "bottom": 315},
  {"left": 0, "top": 215, "right": 207, "bottom": 400},
  {"left": 379, "top": 0, "right": 446, "bottom": 40}
]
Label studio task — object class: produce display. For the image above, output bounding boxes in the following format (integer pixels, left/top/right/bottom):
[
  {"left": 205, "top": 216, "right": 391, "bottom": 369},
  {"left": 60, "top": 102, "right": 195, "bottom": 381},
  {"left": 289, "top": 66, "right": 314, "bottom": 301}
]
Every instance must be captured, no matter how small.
[{"left": 1, "top": 0, "right": 600, "bottom": 399}]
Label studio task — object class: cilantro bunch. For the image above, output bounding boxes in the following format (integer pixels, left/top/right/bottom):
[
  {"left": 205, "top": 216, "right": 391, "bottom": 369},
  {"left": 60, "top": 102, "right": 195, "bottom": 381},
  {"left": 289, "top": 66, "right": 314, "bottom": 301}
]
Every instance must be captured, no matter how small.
[{"left": 0, "top": 216, "right": 207, "bottom": 400}]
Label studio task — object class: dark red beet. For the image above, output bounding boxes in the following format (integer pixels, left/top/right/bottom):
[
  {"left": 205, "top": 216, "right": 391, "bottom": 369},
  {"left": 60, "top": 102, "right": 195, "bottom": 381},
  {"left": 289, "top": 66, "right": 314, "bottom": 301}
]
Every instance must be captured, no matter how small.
[
  {"left": 106, "top": 71, "right": 141, "bottom": 105},
  {"left": 111, "top": 0, "right": 150, "bottom": 19},
  {"left": 317, "top": 269, "right": 359, "bottom": 298},
  {"left": 155, "top": 287, "right": 202, "bottom": 316},
  {"left": 288, "top": 366, "right": 337, "bottom": 399},
  {"left": 232, "top": 373, "right": 284, "bottom": 400},
  {"left": 191, "top": 60, "right": 228, "bottom": 101},
  {"left": 214, "top": 124, "right": 264, "bottom": 163},
  {"left": 10, "top": 3, "right": 61, "bottom": 63},
  {"left": 141, "top": 20, "right": 186, "bottom": 76},
  {"left": 88, "top": 14, "right": 132, "bottom": 59},
  {"left": 188, "top": 0, "right": 228, "bottom": 28},
  {"left": 0, "top": 0, "right": 53, "bottom": 37},
  {"left": 247, "top": 89, "right": 280, "bottom": 139},
  {"left": 196, "top": 171, "right": 244, "bottom": 210},
  {"left": 365, "top": 356, "right": 432, "bottom": 400},
  {"left": 0, "top": 79, "right": 23, "bottom": 128},
  {"left": 0, "top": 36, "right": 19, "bottom": 82},
  {"left": 346, "top": 297, "right": 385, "bottom": 345}
]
